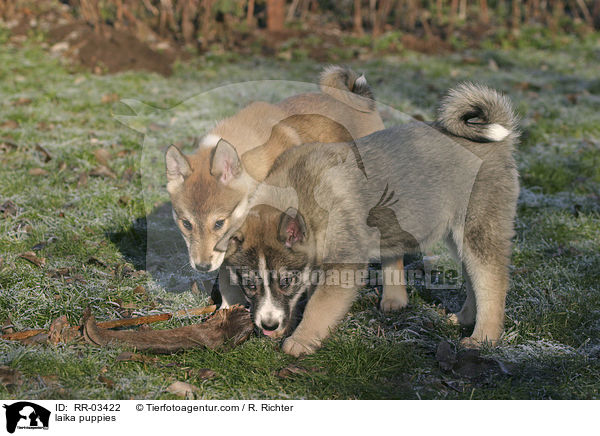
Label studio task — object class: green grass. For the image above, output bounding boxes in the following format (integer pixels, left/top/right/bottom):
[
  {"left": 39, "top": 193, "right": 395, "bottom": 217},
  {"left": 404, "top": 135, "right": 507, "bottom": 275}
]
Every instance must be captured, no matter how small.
[{"left": 1, "top": 32, "right": 599, "bottom": 399}]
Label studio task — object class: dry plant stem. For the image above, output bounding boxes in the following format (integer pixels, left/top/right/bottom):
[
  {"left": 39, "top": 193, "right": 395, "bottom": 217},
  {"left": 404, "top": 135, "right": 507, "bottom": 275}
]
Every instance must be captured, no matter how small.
[
  {"left": 81, "top": 306, "right": 254, "bottom": 353},
  {"left": 0, "top": 305, "right": 217, "bottom": 342}
]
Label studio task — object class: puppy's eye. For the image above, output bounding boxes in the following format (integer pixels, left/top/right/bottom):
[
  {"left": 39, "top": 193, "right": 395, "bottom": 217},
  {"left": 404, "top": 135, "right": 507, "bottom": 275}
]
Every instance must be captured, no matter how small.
[
  {"left": 279, "top": 273, "right": 299, "bottom": 290},
  {"left": 214, "top": 219, "right": 225, "bottom": 230},
  {"left": 182, "top": 219, "right": 192, "bottom": 231}
]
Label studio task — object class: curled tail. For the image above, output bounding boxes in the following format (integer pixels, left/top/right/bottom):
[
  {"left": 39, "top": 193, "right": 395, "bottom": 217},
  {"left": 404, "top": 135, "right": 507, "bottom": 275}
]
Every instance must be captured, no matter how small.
[
  {"left": 319, "top": 65, "right": 376, "bottom": 112},
  {"left": 437, "top": 82, "right": 518, "bottom": 142}
]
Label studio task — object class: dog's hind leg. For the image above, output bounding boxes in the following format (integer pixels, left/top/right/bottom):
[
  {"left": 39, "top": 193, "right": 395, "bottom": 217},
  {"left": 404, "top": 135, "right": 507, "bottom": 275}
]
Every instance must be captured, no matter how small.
[
  {"left": 460, "top": 244, "right": 510, "bottom": 347},
  {"left": 445, "top": 236, "right": 476, "bottom": 326},
  {"left": 380, "top": 258, "right": 408, "bottom": 312}
]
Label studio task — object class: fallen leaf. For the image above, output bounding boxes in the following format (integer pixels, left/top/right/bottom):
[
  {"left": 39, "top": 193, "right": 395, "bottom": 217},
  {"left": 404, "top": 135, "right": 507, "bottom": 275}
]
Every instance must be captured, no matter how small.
[
  {"left": 94, "top": 148, "right": 111, "bottom": 166},
  {"left": 122, "top": 167, "right": 135, "bottom": 182},
  {"left": 0, "top": 366, "right": 22, "bottom": 391},
  {"left": 37, "top": 122, "right": 55, "bottom": 131},
  {"left": 191, "top": 368, "right": 216, "bottom": 380},
  {"left": 101, "top": 93, "right": 120, "bottom": 104},
  {"left": 148, "top": 122, "right": 165, "bottom": 131},
  {"left": 276, "top": 364, "right": 310, "bottom": 378},
  {"left": 34, "top": 144, "right": 52, "bottom": 162},
  {"left": 166, "top": 380, "right": 199, "bottom": 398},
  {"left": 118, "top": 195, "right": 130, "bottom": 206},
  {"left": 133, "top": 285, "right": 147, "bottom": 295},
  {"left": 77, "top": 172, "right": 88, "bottom": 187},
  {"left": 32, "top": 241, "right": 47, "bottom": 251},
  {"left": 89, "top": 165, "right": 117, "bottom": 179},
  {"left": 48, "top": 315, "right": 71, "bottom": 344},
  {"left": 0, "top": 200, "right": 17, "bottom": 218},
  {"left": 116, "top": 149, "right": 132, "bottom": 158},
  {"left": 452, "top": 349, "right": 497, "bottom": 378},
  {"left": 436, "top": 341, "right": 457, "bottom": 372},
  {"left": 58, "top": 161, "right": 67, "bottom": 171},
  {"left": 98, "top": 375, "right": 115, "bottom": 389},
  {"left": 0, "top": 138, "right": 18, "bottom": 152},
  {"left": 87, "top": 256, "right": 108, "bottom": 268},
  {"left": 2, "top": 317, "right": 14, "bottom": 334},
  {"left": 1, "top": 120, "right": 19, "bottom": 129},
  {"left": 40, "top": 374, "right": 60, "bottom": 386},
  {"left": 191, "top": 281, "right": 201, "bottom": 297},
  {"left": 13, "top": 97, "right": 32, "bottom": 106},
  {"left": 19, "top": 251, "right": 46, "bottom": 267},
  {"left": 48, "top": 267, "right": 72, "bottom": 279},
  {"left": 28, "top": 168, "right": 49, "bottom": 176}
]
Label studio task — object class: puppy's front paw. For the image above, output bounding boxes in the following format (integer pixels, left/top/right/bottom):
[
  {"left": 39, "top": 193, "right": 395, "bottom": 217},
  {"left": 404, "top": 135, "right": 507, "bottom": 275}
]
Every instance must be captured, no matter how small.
[
  {"left": 380, "top": 285, "right": 408, "bottom": 313},
  {"left": 282, "top": 335, "right": 318, "bottom": 357}
]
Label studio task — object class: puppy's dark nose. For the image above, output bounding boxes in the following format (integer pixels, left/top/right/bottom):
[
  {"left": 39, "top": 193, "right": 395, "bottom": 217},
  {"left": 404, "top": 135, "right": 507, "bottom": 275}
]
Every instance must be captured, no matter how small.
[
  {"left": 261, "top": 320, "right": 280, "bottom": 332},
  {"left": 194, "top": 263, "right": 211, "bottom": 272}
]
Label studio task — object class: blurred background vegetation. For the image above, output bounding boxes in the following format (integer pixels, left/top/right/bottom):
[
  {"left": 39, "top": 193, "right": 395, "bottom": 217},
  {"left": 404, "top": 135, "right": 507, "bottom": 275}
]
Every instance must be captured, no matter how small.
[{"left": 1, "top": 0, "right": 598, "bottom": 75}]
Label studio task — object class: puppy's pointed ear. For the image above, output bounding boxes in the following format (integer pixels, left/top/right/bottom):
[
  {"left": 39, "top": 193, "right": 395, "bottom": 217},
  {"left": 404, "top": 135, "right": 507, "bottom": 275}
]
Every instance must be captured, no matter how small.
[
  {"left": 278, "top": 208, "right": 307, "bottom": 248},
  {"left": 166, "top": 145, "right": 191, "bottom": 191},
  {"left": 210, "top": 139, "right": 242, "bottom": 185}
]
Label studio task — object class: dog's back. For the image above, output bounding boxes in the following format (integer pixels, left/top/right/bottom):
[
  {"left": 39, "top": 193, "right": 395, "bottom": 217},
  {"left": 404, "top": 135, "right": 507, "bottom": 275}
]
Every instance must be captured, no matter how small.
[{"left": 257, "top": 83, "right": 519, "bottom": 263}]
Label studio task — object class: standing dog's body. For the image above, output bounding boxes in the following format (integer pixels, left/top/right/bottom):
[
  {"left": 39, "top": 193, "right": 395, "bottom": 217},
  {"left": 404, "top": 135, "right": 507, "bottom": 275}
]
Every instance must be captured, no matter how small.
[
  {"left": 165, "top": 67, "right": 385, "bottom": 306},
  {"left": 225, "top": 83, "right": 520, "bottom": 356}
]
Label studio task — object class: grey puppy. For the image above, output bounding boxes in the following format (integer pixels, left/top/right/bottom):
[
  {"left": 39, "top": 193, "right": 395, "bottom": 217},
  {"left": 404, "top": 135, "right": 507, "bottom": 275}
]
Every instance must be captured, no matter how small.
[{"left": 223, "top": 83, "right": 519, "bottom": 356}]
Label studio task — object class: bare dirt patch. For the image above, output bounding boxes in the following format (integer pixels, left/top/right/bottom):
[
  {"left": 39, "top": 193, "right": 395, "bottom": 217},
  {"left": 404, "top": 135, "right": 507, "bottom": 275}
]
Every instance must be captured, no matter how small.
[{"left": 47, "top": 23, "right": 176, "bottom": 76}]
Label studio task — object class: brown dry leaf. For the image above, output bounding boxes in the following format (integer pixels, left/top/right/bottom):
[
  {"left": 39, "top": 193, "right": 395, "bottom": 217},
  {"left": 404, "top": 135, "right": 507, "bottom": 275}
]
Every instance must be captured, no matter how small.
[
  {"left": 1, "top": 120, "right": 19, "bottom": 129},
  {"left": 28, "top": 168, "right": 49, "bottom": 176},
  {"left": 77, "top": 172, "right": 88, "bottom": 187},
  {"left": 94, "top": 148, "right": 111, "bottom": 166},
  {"left": 166, "top": 380, "right": 199, "bottom": 398},
  {"left": 48, "top": 315, "right": 74, "bottom": 344},
  {"left": 40, "top": 374, "right": 59, "bottom": 386},
  {"left": 276, "top": 364, "right": 310, "bottom": 379},
  {"left": 0, "top": 138, "right": 18, "bottom": 152},
  {"left": 98, "top": 375, "right": 115, "bottom": 389},
  {"left": 133, "top": 285, "right": 147, "bottom": 296},
  {"left": 0, "top": 366, "right": 22, "bottom": 391},
  {"left": 37, "top": 122, "right": 55, "bottom": 131},
  {"left": 58, "top": 161, "right": 67, "bottom": 172},
  {"left": 35, "top": 144, "right": 52, "bottom": 162},
  {"left": 122, "top": 167, "right": 135, "bottom": 182},
  {"left": 191, "top": 368, "right": 217, "bottom": 380},
  {"left": 90, "top": 165, "right": 117, "bottom": 179},
  {"left": 87, "top": 256, "right": 108, "bottom": 268},
  {"left": 190, "top": 281, "right": 201, "bottom": 297},
  {"left": 48, "top": 267, "right": 71, "bottom": 279},
  {"left": 118, "top": 195, "right": 130, "bottom": 206},
  {"left": 436, "top": 341, "right": 457, "bottom": 371},
  {"left": 2, "top": 317, "right": 14, "bottom": 334},
  {"left": 0, "top": 200, "right": 17, "bottom": 218},
  {"left": 101, "top": 93, "right": 120, "bottom": 104},
  {"left": 13, "top": 97, "right": 32, "bottom": 106},
  {"left": 116, "top": 149, "right": 132, "bottom": 158},
  {"left": 19, "top": 251, "right": 46, "bottom": 267}
]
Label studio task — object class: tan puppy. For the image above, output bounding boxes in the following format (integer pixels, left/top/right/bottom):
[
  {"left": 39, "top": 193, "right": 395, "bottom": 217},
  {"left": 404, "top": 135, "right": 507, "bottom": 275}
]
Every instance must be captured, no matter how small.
[{"left": 165, "top": 66, "right": 388, "bottom": 307}]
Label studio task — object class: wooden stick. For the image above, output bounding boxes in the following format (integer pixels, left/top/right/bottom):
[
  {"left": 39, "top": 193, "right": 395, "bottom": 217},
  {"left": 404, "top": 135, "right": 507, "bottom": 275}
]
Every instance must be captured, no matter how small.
[{"left": 0, "top": 305, "right": 217, "bottom": 342}]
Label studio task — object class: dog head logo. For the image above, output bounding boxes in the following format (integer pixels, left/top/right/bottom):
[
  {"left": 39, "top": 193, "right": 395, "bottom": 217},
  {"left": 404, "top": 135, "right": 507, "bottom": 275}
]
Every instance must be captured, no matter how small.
[{"left": 3, "top": 402, "right": 50, "bottom": 433}]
